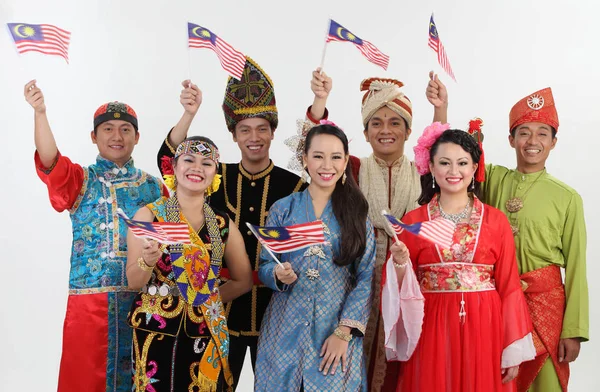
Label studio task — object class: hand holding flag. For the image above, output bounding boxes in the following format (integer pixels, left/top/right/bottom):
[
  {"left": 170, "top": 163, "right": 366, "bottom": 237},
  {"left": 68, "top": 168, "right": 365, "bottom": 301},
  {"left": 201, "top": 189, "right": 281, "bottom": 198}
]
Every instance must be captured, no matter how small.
[
  {"left": 117, "top": 209, "right": 191, "bottom": 245},
  {"left": 382, "top": 210, "right": 455, "bottom": 249}
]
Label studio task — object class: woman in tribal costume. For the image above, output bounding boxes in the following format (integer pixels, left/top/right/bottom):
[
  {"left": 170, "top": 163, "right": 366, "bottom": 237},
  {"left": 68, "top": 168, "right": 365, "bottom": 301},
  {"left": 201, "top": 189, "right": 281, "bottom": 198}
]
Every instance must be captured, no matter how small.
[{"left": 126, "top": 137, "right": 253, "bottom": 392}]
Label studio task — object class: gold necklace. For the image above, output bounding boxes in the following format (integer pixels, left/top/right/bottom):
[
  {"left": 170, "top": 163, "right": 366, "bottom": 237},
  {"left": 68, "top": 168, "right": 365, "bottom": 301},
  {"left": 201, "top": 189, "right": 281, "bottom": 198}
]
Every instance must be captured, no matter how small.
[{"left": 506, "top": 169, "right": 546, "bottom": 235}]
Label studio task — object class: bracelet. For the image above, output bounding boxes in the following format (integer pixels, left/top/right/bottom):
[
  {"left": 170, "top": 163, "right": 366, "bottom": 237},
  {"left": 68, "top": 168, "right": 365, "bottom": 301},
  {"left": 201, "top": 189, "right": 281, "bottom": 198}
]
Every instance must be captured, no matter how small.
[
  {"left": 393, "top": 260, "right": 408, "bottom": 269},
  {"left": 137, "top": 257, "right": 154, "bottom": 272},
  {"left": 333, "top": 327, "right": 352, "bottom": 342}
]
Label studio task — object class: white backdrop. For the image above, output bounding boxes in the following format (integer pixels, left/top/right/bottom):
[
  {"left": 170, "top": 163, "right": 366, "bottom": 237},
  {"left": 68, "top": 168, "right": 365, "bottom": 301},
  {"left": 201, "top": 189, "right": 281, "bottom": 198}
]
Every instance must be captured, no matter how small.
[{"left": 0, "top": 0, "right": 597, "bottom": 390}]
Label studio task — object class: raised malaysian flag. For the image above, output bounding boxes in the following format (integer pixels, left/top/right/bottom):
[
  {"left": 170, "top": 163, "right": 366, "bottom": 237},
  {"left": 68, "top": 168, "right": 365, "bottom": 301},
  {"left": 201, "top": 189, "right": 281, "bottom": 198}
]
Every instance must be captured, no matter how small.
[
  {"left": 7, "top": 22, "right": 71, "bottom": 63},
  {"left": 428, "top": 14, "right": 456, "bottom": 82},
  {"left": 247, "top": 221, "right": 326, "bottom": 253},
  {"left": 117, "top": 210, "right": 191, "bottom": 245},
  {"left": 383, "top": 212, "right": 455, "bottom": 249},
  {"left": 188, "top": 23, "right": 246, "bottom": 80},
  {"left": 326, "top": 19, "right": 389, "bottom": 70}
]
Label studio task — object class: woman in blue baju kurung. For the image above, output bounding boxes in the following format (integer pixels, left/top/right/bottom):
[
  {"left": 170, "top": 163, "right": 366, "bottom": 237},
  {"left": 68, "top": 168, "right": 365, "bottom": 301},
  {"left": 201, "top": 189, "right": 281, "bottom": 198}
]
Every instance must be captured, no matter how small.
[{"left": 255, "top": 122, "right": 377, "bottom": 392}]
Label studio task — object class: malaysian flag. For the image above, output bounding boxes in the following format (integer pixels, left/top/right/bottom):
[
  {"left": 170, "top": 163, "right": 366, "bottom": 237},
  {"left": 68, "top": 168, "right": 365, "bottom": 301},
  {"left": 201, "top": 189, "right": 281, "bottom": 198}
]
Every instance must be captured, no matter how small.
[
  {"left": 326, "top": 19, "right": 389, "bottom": 70},
  {"left": 188, "top": 23, "right": 246, "bottom": 80},
  {"left": 117, "top": 211, "right": 191, "bottom": 245},
  {"left": 247, "top": 221, "right": 326, "bottom": 253},
  {"left": 383, "top": 213, "right": 455, "bottom": 249},
  {"left": 428, "top": 14, "right": 456, "bottom": 82},
  {"left": 7, "top": 23, "right": 71, "bottom": 63}
]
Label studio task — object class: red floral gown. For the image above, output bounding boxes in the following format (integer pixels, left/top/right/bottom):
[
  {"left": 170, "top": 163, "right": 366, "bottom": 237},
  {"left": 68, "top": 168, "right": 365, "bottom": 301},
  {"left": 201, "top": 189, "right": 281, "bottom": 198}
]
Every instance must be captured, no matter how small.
[{"left": 386, "top": 196, "right": 534, "bottom": 392}]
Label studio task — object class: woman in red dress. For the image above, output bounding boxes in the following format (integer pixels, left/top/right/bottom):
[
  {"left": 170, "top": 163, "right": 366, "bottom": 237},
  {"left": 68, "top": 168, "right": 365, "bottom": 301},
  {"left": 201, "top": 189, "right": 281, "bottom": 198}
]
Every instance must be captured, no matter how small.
[{"left": 382, "top": 124, "right": 535, "bottom": 391}]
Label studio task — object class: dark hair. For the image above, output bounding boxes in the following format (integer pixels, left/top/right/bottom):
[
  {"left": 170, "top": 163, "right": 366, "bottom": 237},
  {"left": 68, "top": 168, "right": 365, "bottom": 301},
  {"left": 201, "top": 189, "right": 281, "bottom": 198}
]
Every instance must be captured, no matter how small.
[
  {"left": 304, "top": 124, "right": 369, "bottom": 266},
  {"left": 510, "top": 126, "right": 557, "bottom": 138},
  {"left": 418, "top": 129, "right": 482, "bottom": 205},
  {"left": 173, "top": 136, "right": 219, "bottom": 165}
]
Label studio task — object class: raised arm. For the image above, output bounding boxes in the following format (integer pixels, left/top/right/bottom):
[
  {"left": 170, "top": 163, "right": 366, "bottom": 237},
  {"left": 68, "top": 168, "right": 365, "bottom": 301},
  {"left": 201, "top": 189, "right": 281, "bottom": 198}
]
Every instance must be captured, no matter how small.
[
  {"left": 308, "top": 68, "right": 332, "bottom": 122},
  {"left": 157, "top": 80, "right": 202, "bottom": 172},
  {"left": 27, "top": 80, "right": 84, "bottom": 212},
  {"left": 25, "top": 80, "right": 57, "bottom": 168},
  {"left": 219, "top": 221, "right": 253, "bottom": 303},
  {"left": 426, "top": 71, "right": 449, "bottom": 124}
]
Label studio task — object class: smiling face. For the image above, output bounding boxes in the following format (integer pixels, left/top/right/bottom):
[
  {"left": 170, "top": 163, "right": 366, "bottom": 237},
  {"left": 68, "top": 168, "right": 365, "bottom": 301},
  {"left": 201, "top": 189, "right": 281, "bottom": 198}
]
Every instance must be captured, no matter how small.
[
  {"left": 303, "top": 134, "right": 349, "bottom": 191},
  {"left": 91, "top": 120, "right": 139, "bottom": 166},
  {"left": 232, "top": 117, "right": 274, "bottom": 167},
  {"left": 509, "top": 122, "right": 557, "bottom": 173},
  {"left": 173, "top": 153, "right": 217, "bottom": 194},
  {"left": 364, "top": 106, "right": 411, "bottom": 163},
  {"left": 429, "top": 142, "right": 478, "bottom": 197}
]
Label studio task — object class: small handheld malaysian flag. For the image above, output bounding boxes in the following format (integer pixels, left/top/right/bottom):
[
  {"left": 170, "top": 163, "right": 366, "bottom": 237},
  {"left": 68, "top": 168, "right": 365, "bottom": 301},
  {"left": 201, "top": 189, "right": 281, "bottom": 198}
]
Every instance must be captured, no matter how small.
[
  {"left": 428, "top": 14, "right": 456, "bottom": 82},
  {"left": 117, "top": 210, "right": 191, "bottom": 245},
  {"left": 326, "top": 19, "right": 389, "bottom": 70},
  {"left": 188, "top": 23, "right": 246, "bottom": 80},
  {"left": 382, "top": 211, "right": 455, "bottom": 249},
  {"left": 247, "top": 221, "right": 326, "bottom": 254},
  {"left": 7, "top": 22, "right": 71, "bottom": 63}
]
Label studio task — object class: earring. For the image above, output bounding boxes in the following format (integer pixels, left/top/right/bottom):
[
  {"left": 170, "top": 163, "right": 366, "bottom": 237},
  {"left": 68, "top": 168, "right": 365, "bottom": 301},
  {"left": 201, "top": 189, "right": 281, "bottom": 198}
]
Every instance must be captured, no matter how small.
[
  {"left": 470, "top": 177, "right": 475, "bottom": 190},
  {"left": 432, "top": 175, "right": 436, "bottom": 189},
  {"left": 342, "top": 173, "right": 347, "bottom": 185}
]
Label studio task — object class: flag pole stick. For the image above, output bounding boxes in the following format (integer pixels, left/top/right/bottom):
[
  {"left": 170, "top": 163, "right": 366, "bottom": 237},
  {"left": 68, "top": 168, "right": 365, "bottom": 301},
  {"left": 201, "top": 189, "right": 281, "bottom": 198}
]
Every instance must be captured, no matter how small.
[
  {"left": 186, "top": 23, "right": 192, "bottom": 82},
  {"left": 245, "top": 223, "right": 284, "bottom": 267},
  {"left": 318, "top": 19, "right": 331, "bottom": 72},
  {"left": 382, "top": 210, "right": 401, "bottom": 245}
]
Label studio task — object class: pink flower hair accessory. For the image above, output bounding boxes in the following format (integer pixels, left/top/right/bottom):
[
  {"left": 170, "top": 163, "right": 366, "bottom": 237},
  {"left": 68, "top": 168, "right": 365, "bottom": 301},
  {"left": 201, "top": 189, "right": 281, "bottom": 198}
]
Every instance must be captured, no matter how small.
[
  {"left": 413, "top": 122, "right": 451, "bottom": 175},
  {"left": 319, "top": 119, "right": 343, "bottom": 131}
]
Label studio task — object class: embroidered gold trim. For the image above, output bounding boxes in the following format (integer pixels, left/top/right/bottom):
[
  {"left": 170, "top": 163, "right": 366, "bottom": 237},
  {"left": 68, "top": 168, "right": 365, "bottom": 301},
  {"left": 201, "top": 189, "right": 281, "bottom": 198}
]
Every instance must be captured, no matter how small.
[
  {"left": 339, "top": 319, "right": 366, "bottom": 335},
  {"left": 234, "top": 173, "right": 243, "bottom": 227},
  {"left": 239, "top": 331, "right": 260, "bottom": 337},
  {"left": 233, "top": 105, "right": 278, "bottom": 116},
  {"left": 245, "top": 56, "right": 275, "bottom": 89},
  {"left": 165, "top": 134, "right": 176, "bottom": 154},
  {"left": 293, "top": 178, "right": 305, "bottom": 193},
  {"left": 239, "top": 161, "right": 274, "bottom": 181},
  {"left": 68, "top": 286, "right": 136, "bottom": 294},
  {"left": 69, "top": 167, "right": 89, "bottom": 214},
  {"left": 129, "top": 293, "right": 185, "bottom": 330},
  {"left": 222, "top": 164, "right": 237, "bottom": 215},
  {"left": 132, "top": 331, "right": 158, "bottom": 390}
]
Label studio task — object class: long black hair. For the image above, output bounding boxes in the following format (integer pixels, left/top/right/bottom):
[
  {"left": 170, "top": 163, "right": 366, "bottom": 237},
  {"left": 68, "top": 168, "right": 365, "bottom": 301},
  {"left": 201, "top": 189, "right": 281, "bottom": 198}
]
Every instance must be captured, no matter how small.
[
  {"left": 418, "top": 129, "right": 482, "bottom": 205},
  {"left": 304, "top": 124, "right": 369, "bottom": 266}
]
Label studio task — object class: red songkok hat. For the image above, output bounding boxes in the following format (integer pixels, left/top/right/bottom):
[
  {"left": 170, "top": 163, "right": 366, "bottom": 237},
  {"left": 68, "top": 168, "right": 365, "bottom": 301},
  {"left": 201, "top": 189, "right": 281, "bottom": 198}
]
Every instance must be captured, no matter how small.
[{"left": 509, "top": 87, "right": 559, "bottom": 133}]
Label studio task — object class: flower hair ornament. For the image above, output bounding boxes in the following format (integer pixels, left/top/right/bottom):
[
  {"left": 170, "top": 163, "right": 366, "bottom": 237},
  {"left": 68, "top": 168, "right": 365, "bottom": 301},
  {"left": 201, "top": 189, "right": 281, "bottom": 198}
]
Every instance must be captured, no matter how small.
[
  {"left": 284, "top": 119, "right": 344, "bottom": 173},
  {"left": 413, "top": 122, "right": 451, "bottom": 175},
  {"left": 467, "top": 118, "right": 485, "bottom": 182},
  {"left": 161, "top": 140, "right": 222, "bottom": 195}
]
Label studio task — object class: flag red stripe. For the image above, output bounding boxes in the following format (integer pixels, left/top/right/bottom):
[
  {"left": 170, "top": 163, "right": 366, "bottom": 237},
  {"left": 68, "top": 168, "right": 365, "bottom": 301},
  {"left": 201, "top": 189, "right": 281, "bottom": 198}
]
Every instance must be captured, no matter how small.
[
  {"left": 41, "top": 24, "right": 71, "bottom": 38},
  {"left": 188, "top": 36, "right": 246, "bottom": 79},
  {"left": 15, "top": 47, "right": 68, "bottom": 61},
  {"left": 16, "top": 43, "right": 68, "bottom": 57}
]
